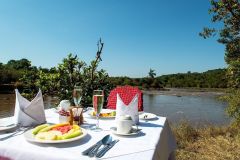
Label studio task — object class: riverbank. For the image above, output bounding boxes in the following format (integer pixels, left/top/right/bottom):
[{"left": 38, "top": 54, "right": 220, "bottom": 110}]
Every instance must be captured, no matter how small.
[{"left": 173, "top": 122, "right": 240, "bottom": 160}]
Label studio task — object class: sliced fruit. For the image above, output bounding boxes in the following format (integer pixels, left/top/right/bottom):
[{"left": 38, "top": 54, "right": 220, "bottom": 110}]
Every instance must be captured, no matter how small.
[
  {"left": 111, "top": 111, "right": 116, "bottom": 116},
  {"left": 32, "top": 124, "right": 49, "bottom": 135},
  {"left": 35, "top": 130, "right": 62, "bottom": 140},
  {"left": 52, "top": 125, "right": 73, "bottom": 134},
  {"left": 61, "top": 129, "right": 82, "bottom": 139},
  {"left": 38, "top": 123, "right": 69, "bottom": 133},
  {"left": 92, "top": 111, "right": 96, "bottom": 116},
  {"left": 72, "top": 125, "right": 80, "bottom": 130}
]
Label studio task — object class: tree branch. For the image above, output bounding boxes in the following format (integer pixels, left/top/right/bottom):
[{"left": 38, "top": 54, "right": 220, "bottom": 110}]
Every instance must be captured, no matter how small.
[{"left": 91, "top": 38, "right": 104, "bottom": 81}]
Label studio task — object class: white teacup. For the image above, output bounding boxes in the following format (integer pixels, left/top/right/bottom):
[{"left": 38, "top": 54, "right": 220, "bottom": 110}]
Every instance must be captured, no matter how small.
[
  {"left": 59, "top": 100, "right": 71, "bottom": 111},
  {"left": 116, "top": 115, "right": 134, "bottom": 134}
]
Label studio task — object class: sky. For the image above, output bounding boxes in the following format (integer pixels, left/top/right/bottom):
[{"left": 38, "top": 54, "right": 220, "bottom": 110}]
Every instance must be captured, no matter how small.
[{"left": 0, "top": 0, "right": 226, "bottom": 77}]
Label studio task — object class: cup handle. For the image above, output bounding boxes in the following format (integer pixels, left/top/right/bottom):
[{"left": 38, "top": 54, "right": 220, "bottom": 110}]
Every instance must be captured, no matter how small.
[{"left": 132, "top": 124, "right": 140, "bottom": 132}]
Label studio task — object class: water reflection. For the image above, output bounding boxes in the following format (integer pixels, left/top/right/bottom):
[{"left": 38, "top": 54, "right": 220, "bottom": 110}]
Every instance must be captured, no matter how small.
[{"left": 143, "top": 94, "right": 230, "bottom": 126}]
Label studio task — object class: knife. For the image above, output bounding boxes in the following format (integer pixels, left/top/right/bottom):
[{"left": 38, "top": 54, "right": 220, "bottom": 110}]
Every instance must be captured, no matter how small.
[
  {"left": 82, "top": 135, "right": 109, "bottom": 155},
  {"left": 82, "top": 140, "right": 102, "bottom": 155},
  {"left": 96, "top": 139, "right": 119, "bottom": 158}
]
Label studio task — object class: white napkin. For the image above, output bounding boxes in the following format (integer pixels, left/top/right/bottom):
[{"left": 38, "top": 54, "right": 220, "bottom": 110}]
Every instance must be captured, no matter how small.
[
  {"left": 116, "top": 93, "right": 139, "bottom": 124},
  {"left": 14, "top": 89, "right": 46, "bottom": 126}
]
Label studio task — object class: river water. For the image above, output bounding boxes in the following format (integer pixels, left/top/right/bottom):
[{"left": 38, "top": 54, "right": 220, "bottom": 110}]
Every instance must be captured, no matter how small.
[{"left": 0, "top": 91, "right": 231, "bottom": 126}]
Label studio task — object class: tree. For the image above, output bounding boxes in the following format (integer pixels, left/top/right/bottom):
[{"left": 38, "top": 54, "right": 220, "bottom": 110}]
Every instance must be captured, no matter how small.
[
  {"left": 200, "top": 0, "right": 240, "bottom": 88},
  {"left": 7, "top": 58, "right": 31, "bottom": 70},
  {"left": 148, "top": 68, "right": 156, "bottom": 78},
  {"left": 19, "top": 39, "right": 113, "bottom": 106},
  {"left": 200, "top": 0, "right": 240, "bottom": 124}
]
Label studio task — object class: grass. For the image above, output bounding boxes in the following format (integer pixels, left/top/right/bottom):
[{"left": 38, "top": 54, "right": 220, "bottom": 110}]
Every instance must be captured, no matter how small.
[{"left": 172, "top": 122, "right": 240, "bottom": 160}]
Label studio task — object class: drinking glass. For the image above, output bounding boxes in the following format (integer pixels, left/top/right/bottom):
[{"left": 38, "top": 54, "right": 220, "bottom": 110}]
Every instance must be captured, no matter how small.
[
  {"left": 92, "top": 90, "right": 104, "bottom": 130},
  {"left": 73, "top": 85, "right": 82, "bottom": 107}
]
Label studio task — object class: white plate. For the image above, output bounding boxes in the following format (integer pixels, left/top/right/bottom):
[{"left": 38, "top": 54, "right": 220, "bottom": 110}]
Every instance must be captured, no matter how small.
[
  {"left": 24, "top": 128, "right": 87, "bottom": 144},
  {"left": 88, "top": 109, "right": 116, "bottom": 119},
  {"left": 110, "top": 127, "right": 141, "bottom": 136},
  {"left": 139, "top": 112, "right": 157, "bottom": 120},
  {"left": 0, "top": 117, "right": 18, "bottom": 132}
]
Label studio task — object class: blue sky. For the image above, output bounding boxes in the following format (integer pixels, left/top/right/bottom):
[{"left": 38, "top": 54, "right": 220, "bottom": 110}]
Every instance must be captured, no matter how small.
[{"left": 0, "top": 0, "right": 225, "bottom": 77}]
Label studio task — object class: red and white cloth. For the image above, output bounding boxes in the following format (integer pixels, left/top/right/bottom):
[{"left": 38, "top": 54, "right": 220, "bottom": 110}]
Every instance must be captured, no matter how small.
[{"left": 107, "top": 86, "right": 143, "bottom": 111}]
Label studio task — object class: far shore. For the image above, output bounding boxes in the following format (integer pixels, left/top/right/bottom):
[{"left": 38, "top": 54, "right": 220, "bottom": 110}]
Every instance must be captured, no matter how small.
[
  {"left": 0, "top": 86, "right": 227, "bottom": 97},
  {"left": 143, "top": 88, "right": 226, "bottom": 97}
]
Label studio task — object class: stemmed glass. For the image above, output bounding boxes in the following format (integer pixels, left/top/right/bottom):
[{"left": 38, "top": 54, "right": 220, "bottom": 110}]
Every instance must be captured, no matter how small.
[
  {"left": 92, "top": 90, "right": 104, "bottom": 131},
  {"left": 72, "top": 85, "right": 83, "bottom": 125},
  {"left": 73, "top": 85, "right": 83, "bottom": 107}
]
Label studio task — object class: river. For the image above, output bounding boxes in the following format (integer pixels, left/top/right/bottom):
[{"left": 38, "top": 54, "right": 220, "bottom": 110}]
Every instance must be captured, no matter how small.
[{"left": 0, "top": 90, "right": 231, "bottom": 126}]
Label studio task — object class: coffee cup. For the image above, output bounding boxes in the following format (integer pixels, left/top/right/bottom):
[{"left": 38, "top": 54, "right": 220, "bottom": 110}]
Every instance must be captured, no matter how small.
[
  {"left": 116, "top": 115, "right": 134, "bottom": 134},
  {"left": 59, "top": 100, "right": 71, "bottom": 111}
]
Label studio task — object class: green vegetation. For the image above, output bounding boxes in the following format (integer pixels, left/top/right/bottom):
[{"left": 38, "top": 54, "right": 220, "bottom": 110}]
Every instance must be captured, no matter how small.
[
  {"left": 110, "top": 68, "right": 227, "bottom": 89},
  {"left": 172, "top": 0, "right": 240, "bottom": 159},
  {"left": 148, "top": 68, "right": 156, "bottom": 78},
  {"left": 157, "top": 69, "right": 227, "bottom": 88},
  {"left": 200, "top": 0, "right": 240, "bottom": 124},
  {"left": 0, "top": 61, "right": 227, "bottom": 94},
  {"left": 200, "top": 0, "right": 240, "bottom": 88},
  {"left": 18, "top": 39, "right": 112, "bottom": 106}
]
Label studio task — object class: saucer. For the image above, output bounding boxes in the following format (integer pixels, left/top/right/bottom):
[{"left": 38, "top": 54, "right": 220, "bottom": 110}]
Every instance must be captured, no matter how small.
[
  {"left": 110, "top": 127, "right": 141, "bottom": 136},
  {"left": 0, "top": 118, "right": 17, "bottom": 132},
  {"left": 139, "top": 112, "right": 157, "bottom": 120}
]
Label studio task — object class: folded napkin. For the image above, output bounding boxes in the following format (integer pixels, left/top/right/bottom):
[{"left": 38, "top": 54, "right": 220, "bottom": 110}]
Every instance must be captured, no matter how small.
[
  {"left": 116, "top": 93, "right": 139, "bottom": 124},
  {"left": 14, "top": 89, "right": 46, "bottom": 126}
]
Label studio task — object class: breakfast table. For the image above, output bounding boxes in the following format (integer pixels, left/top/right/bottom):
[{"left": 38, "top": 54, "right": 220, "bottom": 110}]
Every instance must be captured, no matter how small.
[{"left": 0, "top": 108, "right": 177, "bottom": 160}]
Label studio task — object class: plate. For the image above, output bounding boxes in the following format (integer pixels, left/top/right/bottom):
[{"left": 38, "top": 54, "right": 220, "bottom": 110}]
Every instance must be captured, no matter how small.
[
  {"left": 88, "top": 109, "right": 116, "bottom": 119},
  {"left": 139, "top": 112, "right": 157, "bottom": 120},
  {"left": 110, "top": 127, "right": 141, "bottom": 136},
  {"left": 0, "top": 118, "right": 18, "bottom": 132},
  {"left": 24, "top": 128, "right": 87, "bottom": 144}
]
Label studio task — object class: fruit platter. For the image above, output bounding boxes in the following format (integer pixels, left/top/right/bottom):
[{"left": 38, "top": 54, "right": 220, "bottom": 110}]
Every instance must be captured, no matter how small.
[{"left": 24, "top": 123, "right": 87, "bottom": 143}]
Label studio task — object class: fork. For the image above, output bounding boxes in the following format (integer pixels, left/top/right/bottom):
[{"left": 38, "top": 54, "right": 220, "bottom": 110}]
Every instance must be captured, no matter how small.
[
  {"left": 0, "top": 127, "right": 29, "bottom": 141},
  {"left": 0, "top": 124, "right": 15, "bottom": 127}
]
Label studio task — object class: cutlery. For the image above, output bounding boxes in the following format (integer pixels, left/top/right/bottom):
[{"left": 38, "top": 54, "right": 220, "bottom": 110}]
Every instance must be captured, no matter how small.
[
  {"left": 96, "top": 139, "right": 119, "bottom": 158},
  {"left": 0, "top": 124, "right": 15, "bottom": 127},
  {"left": 0, "top": 127, "right": 29, "bottom": 141},
  {"left": 81, "top": 134, "right": 111, "bottom": 156},
  {"left": 88, "top": 135, "right": 112, "bottom": 157}
]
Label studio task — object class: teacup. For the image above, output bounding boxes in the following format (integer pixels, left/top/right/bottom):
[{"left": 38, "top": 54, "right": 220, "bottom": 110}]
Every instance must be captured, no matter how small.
[
  {"left": 116, "top": 115, "right": 134, "bottom": 134},
  {"left": 58, "top": 100, "right": 71, "bottom": 123},
  {"left": 59, "top": 100, "right": 71, "bottom": 111}
]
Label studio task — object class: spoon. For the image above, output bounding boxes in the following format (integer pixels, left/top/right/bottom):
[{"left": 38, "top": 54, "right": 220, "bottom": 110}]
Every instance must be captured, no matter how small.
[{"left": 88, "top": 135, "right": 112, "bottom": 157}]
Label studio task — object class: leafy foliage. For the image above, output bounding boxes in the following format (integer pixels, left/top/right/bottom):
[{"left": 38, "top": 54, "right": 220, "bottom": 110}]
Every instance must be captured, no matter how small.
[
  {"left": 148, "top": 68, "right": 156, "bottom": 78},
  {"left": 221, "top": 89, "right": 240, "bottom": 125},
  {"left": 17, "top": 40, "right": 112, "bottom": 106},
  {"left": 201, "top": 0, "right": 240, "bottom": 124},
  {"left": 50, "top": 53, "right": 112, "bottom": 106},
  {"left": 200, "top": 0, "right": 240, "bottom": 87},
  {"left": 110, "top": 69, "right": 227, "bottom": 89}
]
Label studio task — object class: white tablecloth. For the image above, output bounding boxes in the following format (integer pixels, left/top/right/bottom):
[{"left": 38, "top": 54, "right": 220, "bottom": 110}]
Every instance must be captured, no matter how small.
[{"left": 0, "top": 109, "right": 176, "bottom": 160}]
